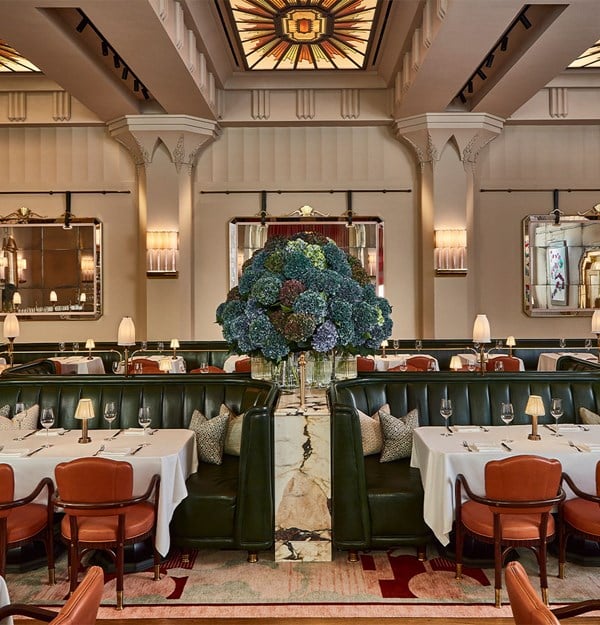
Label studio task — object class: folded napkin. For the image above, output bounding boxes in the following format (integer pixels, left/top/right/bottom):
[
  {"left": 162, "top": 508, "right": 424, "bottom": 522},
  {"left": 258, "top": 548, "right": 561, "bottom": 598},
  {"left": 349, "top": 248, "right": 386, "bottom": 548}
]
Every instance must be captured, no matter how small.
[
  {"left": 0, "top": 448, "right": 29, "bottom": 457},
  {"left": 468, "top": 441, "right": 504, "bottom": 453},
  {"left": 100, "top": 447, "right": 132, "bottom": 457},
  {"left": 546, "top": 423, "right": 582, "bottom": 432},
  {"left": 452, "top": 425, "right": 482, "bottom": 432},
  {"left": 577, "top": 443, "right": 600, "bottom": 452},
  {"left": 123, "top": 428, "right": 146, "bottom": 436},
  {"left": 34, "top": 428, "right": 65, "bottom": 436}
]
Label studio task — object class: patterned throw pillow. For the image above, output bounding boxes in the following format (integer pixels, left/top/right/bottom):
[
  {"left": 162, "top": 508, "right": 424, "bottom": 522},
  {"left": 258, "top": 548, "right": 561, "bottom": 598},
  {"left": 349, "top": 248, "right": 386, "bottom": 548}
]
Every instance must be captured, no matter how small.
[
  {"left": 358, "top": 403, "right": 389, "bottom": 455},
  {"left": 580, "top": 406, "right": 600, "bottom": 425},
  {"left": 222, "top": 404, "right": 245, "bottom": 456},
  {"left": 379, "top": 408, "right": 419, "bottom": 463},
  {"left": 0, "top": 404, "right": 38, "bottom": 430},
  {"left": 188, "top": 409, "right": 229, "bottom": 465}
]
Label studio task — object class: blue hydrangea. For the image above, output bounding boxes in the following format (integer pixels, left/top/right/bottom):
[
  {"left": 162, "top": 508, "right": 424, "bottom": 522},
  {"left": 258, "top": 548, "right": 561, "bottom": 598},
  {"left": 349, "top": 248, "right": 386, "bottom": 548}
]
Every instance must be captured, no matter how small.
[
  {"left": 293, "top": 290, "right": 327, "bottom": 323},
  {"left": 312, "top": 320, "right": 339, "bottom": 352},
  {"left": 250, "top": 274, "right": 282, "bottom": 306}
]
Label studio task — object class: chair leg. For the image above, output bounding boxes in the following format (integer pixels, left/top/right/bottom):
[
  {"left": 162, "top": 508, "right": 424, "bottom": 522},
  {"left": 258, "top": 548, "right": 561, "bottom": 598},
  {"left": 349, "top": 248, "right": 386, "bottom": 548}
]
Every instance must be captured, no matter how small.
[
  {"left": 247, "top": 551, "right": 258, "bottom": 563},
  {"left": 454, "top": 525, "right": 463, "bottom": 579},
  {"left": 153, "top": 546, "right": 161, "bottom": 581},
  {"left": 68, "top": 542, "right": 79, "bottom": 596},
  {"left": 558, "top": 523, "right": 567, "bottom": 579},
  {"left": 347, "top": 550, "right": 359, "bottom": 563},
  {"left": 538, "top": 545, "right": 549, "bottom": 605},
  {"left": 494, "top": 537, "right": 502, "bottom": 607},
  {"left": 116, "top": 544, "right": 124, "bottom": 610},
  {"left": 417, "top": 545, "right": 427, "bottom": 562},
  {"left": 46, "top": 526, "right": 55, "bottom": 585}
]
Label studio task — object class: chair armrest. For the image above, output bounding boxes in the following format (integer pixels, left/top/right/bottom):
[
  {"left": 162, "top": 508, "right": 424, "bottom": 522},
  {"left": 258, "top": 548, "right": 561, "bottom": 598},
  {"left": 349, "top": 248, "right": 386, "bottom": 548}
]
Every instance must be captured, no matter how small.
[
  {"left": 0, "top": 603, "right": 58, "bottom": 621},
  {"left": 562, "top": 473, "right": 600, "bottom": 503},
  {"left": 0, "top": 476, "right": 53, "bottom": 511},
  {"left": 552, "top": 599, "right": 600, "bottom": 619}
]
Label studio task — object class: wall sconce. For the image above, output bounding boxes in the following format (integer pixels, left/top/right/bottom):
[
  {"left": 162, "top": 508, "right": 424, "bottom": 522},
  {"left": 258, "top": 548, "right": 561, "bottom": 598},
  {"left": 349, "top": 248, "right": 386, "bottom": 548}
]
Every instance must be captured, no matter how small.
[
  {"left": 146, "top": 231, "right": 179, "bottom": 277},
  {"left": 49, "top": 290, "right": 57, "bottom": 310},
  {"left": 17, "top": 256, "right": 26, "bottom": 283},
  {"left": 3, "top": 312, "right": 19, "bottom": 368},
  {"left": 74, "top": 398, "right": 94, "bottom": 444},
  {"left": 472, "top": 314, "right": 491, "bottom": 374},
  {"left": 80, "top": 255, "right": 95, "bottom": 282},
  {"left": 434, "top": 229, "right": 467, "bottom": 274},
  {"left": 12, "top": 292, "right": 21, "bottom": 313}
]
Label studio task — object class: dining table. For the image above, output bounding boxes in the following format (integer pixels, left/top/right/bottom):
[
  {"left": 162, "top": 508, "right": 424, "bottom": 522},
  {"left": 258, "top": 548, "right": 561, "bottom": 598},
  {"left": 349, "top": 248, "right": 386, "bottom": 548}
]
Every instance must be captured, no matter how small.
[
  {"left": 537, "top": 351, "right": 599, "bottom": 371},
  {"left": 49, "top": 355, "right": 105, "bottom": 374},
  {"left": 410, "top": 423, "right": 600, "bottom": 546},
  {"left": 370, "top": 354, "right": 440, "bottom": 371},
  {"left": 457, "top": 352, "right": 525, "bottom": 371},
  {"left": 0, "top": 428, "right": 198, "bottom": 556}
]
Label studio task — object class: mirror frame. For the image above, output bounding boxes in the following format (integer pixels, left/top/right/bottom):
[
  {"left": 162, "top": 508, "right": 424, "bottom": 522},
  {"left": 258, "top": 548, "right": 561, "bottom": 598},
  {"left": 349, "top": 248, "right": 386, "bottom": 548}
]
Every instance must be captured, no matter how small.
[
  {"left": 0, "top": 218, "right": 102, "bottom": 320},
  {"left": 523, "top": 214, "right": 599, "bottom": 317},
  {"left": 229, "top": 216, "right": 384, "bottom": 292}
]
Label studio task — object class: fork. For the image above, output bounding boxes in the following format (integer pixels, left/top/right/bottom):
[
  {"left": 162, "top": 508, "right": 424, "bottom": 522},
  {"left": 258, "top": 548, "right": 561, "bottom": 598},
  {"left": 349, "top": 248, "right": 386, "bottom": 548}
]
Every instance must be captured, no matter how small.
[
  {"left": 93, "top": 444, "right": 105, "bottom": 456},
  {"left": 568, "top": 440, "right": 583, "bottom": 452},
  {"left": 462, "top": 440, "right": 472, "bottom": 452}
]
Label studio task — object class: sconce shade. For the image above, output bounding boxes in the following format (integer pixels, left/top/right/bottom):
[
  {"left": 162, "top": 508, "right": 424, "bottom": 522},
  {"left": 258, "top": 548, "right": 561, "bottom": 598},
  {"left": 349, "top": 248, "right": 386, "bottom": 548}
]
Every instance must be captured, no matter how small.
[
  {"left": 525, "top": 395, "right": 545, "bottom": 417},
  {"left": 49, "top": 290, "right": 57, "bottom": 303},
  {"left": 592, "top": 310, "right": 600, "bottom": 334},
  {"left": 146, "top": 230, "right": 179, "bottom": 276},
  {"left": 472, "top": 314, "right": 491, "bottom": 344},
  {"left": 74, "top": 398, "right": 94, "bottom": 420},
  {"left": 117, "top": 317, "right": 136, "bottom": 346},
  {"left": 3, "top": 313, "right": 19, "bottom": 339},
  {"left": 85, "top": 339, "right": 95, "bottom": 350},
  {"left": 170, "top": 338, "right": 180, "bottom": 349},
  {"left": 449, "top": 355, "right": 463, "bottom": 371},
  {"left": 12, "top": 292, "right": 21, "bottom": 306},
  {"left": 79, "top": 293, "right": 87, "bottom": 303},
  {"left": 506, "top": 335, "right": 516, "bottom": 347},
  {"left": 434, "top": 228, "right": 467, "bottom": 273}
]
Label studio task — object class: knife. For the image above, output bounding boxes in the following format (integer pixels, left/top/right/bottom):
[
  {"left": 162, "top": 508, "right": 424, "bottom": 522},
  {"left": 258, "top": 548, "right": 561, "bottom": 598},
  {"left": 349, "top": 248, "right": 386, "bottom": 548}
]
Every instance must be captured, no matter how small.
[
  {"left": 501, "top": 441, "right": 512, "bottom": 451},
  {"left": 26, "top": 446, "right": 44, "bottom": 457},
  {"left": 110, "top": 429, "right": 123, "bottom": 439},
  {"left": 130, "top": 444, "right": 144, "bottom": 455},
  {"left": 14, "top": 429, "right": 38, "bottom": 441}
]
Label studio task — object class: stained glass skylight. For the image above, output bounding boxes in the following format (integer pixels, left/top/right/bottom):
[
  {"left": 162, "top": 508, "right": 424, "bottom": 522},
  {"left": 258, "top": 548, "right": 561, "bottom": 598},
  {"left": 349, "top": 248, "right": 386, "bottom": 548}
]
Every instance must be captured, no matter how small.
[
  {"left": 0, "top": 40, "right": 40, "bottom": 72},
  {"left": 228, "top": 0, "right": 379, "bottom": 70},
  {"left": 569, "top": 39, "right": 600, "bottom": 68}
]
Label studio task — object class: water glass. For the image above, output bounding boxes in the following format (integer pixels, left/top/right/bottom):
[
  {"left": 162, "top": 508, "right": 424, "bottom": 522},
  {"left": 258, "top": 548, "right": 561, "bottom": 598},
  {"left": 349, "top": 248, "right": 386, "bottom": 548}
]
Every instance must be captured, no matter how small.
[
  {"left": 58, "top": 342, "right": 66, "bottom": 352},
  {"left": 494, "top": 360, "right": 504, "bottom": 372},
  {"left": 440, "top": 398, "right": 452, "bottom": 436},
  {"left": 398, "top": 358, "right": 407, "bottom": 372},
  {"left": 550, "top": 398, "right": 563, "bottom": 436},
  {"left": 500, "top": 402, "right": 514, "bottom": 442},
  {"left": 72, "top": 342, "right": 79, "bottom": 353},
  {"left": 104, "top": 402, "right": 117, "bottom": 439},
  {"left": 138, "top": 406, "right": 151, "bottom": 434},
  {"left": 14, "top": 402, "right": 25, "bottom": 430},
  {"left": 40, "top": 407, "right": 55, "bottom": 447},
  {"left": 559, "top": 338, "right": 566, "bottom": 349},
  {"left": 415, "top": 339, "right": 422, "bottom": 352},
  {"left": 134, "top": 361, "right": 143, "bottom": 375}
]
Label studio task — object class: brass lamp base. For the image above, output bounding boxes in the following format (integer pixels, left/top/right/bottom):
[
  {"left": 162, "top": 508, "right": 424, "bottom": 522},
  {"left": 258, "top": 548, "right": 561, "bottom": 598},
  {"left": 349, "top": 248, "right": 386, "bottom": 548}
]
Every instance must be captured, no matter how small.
[
  {"left": 528, "top": 433, "right": 542, "bottom": 441},
  {"left": 528, "top": 414, "right": 541, "bottom": 440},
  {"left": 78, "top": 420, "right": 91, "bottom": 444}
]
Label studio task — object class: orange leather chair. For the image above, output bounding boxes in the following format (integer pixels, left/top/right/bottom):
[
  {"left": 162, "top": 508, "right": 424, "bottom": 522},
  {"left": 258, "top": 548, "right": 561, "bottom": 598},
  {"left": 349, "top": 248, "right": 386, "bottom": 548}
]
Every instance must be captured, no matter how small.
[
  {"left": 0, "top": 564, "right": 104, "bottom": 625},
  {"left": 486, "top": 356, "right": 522, "bottom": 372},
  {"left": 356, "top": 356, "right": 375, "bottom": 372},
  {"left": 190, "top": 365, "right": 225, "bottom": 373},
  {"left": 406, "top": 356, "right": 437, "bottom": 371},
  {"left": 559, "top": 461, "right": 600, "bottom": 579},
  {"left": 506, "top": 560, "right": 600, "bottom": 625},
  {"left": 387, "top": 363, "right": 419, "bottom": 372},
  {"left": 455, "top": 455, "right": 564, "bottom": 607},
  {"left": 127, "top": 358, "right": 161, "bottom": 374},
  {"left": 234, "top": 357, "right": 252, "bottom": 373},
  {"left": 54, "top": 457, "right": 160, "bottom": 610},
  {"left": 0, "top": 463, "right": 54, "bottom": 583}
]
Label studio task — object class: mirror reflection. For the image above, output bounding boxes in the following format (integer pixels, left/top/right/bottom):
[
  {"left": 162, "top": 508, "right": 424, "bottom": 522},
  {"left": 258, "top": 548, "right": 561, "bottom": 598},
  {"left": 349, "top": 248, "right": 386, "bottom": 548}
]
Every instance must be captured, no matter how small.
[
  {"left": 0, "top": 220, "right": 102, "bottom": 319},
  {"left": 523, "top": 215, "right": 600, "bottom": 316}
]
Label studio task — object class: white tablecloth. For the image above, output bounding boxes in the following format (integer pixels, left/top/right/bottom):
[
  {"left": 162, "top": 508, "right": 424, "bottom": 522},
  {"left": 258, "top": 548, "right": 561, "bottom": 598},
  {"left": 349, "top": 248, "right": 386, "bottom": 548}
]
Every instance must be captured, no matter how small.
[
  {"left": 0, "top": 576, "right": 12, "bottom": 625},
  {"left": 537, "top": 352, "right": 598, "bottom": 371},
  {"left": 0, "top": 428, "right": 197, "bottom": 556},
  {"left": 223, "top": 354, "right": 248, "bottom": 373},
  {"left": 50, "top": 356, "right": 105, "bottom": 374},
  {"left": 410, "top": 423, "right": 599, "bottom": 546},
  {"left": 372, "top": 354, "right": 439, "bottom": 371},
  {"left": 457, "top": 353, "right": 525, "bottom": 371}
]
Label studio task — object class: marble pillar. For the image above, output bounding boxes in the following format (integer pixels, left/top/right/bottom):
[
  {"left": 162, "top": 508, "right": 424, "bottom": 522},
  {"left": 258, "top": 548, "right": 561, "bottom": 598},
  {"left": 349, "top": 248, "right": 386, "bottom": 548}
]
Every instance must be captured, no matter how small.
[{"left": 274, "top": 389, "right": 331, "bottom": 561}]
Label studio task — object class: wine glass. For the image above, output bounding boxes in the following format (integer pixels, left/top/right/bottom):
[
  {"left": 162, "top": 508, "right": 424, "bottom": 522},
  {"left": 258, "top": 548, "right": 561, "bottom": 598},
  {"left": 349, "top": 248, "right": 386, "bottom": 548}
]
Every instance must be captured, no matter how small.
[
  {"left": 134, "top": 361, "right": 143, "bottom": 375},
  {"left": 138, "top": 406, "right": 151, "bottom": 435},
  {"left": 440, "top": 398, "right": 452, "bottom": 436},
  {"left": 104, "top": 402, "right": 117, "bottom": 439},
  {"left": 392, "top": 339, "right": 400, "bottom": 353},
  {"left": 415, "top": 339, "right": 422, "bottom": 352},
  {"left": 72, "top": 342, "right": 79, "bottom": 353},
  {"left": 500, "top": 402, "right": 514, "bottom": 442},
  {"left": 58, "top": 342, "right": 66, "bottom": 353},
  {"left": 550, "top": 398, "right": 563, "bottom": 437},
  {"left": 559, "top": 338, "right": 566, "bottom": 350},
  {"left": 14, "top": 402, "right": 25, "bottom": 430},
  {"left": 427, "top": 360, "right": 437, "bottom": 372},
  {"left": 585, "top": 338, "right": 593, "bottom": 350},
  {"left": 494, "top": 360, "right": 504, "bottom": 372},
  {"left": 398, "top": 357, "right": 407, "bottom": 372},
  {"left": 40, "top": 407, "right": 54, "bottom": 447}
]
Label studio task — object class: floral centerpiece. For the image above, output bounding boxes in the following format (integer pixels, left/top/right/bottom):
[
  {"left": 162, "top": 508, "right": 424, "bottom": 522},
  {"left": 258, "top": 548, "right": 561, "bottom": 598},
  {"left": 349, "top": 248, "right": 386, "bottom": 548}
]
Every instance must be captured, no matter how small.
[{"left": 216, "top": 232, "right": 393, "bottom": 369}]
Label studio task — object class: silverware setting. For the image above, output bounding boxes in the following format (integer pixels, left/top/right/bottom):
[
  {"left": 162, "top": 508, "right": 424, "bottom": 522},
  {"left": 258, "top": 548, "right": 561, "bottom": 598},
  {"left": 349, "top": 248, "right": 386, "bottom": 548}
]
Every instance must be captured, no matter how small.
[
  {"left": 58, "top": 429, "right": 70, "bottom": 436},
  {"left": 130, "top": 444, "right": 145, "bottom": 455},
  {"left": 462, "top": 440, "right": 472, "bottom": 452},
  {"left": 14, "top": 430, "right": 38, "bottom": 441},
  {"left": 501, "top": 441, "right": 512, "bottom": 451},
  {"left": 569, "top": 440, "right": 583, "bottom": 452},
  {"left": 93, "top": 445, "right": 105, "bottom": 456},
  {"left": 480, "top": 426, "right": 490, "bottom": 432},
  {"left": 110, "top": 430, "right": 122, "bottom": 439},
  {"left": 26, "top": 446, "right": 44, "bottom": 457}
]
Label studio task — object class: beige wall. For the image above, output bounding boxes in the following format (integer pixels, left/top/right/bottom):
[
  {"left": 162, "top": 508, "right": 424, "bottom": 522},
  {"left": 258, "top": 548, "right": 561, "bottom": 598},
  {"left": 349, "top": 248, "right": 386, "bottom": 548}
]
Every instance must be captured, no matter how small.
[{"left": 2, "top": 121, "right": 600, "bottom": 344}]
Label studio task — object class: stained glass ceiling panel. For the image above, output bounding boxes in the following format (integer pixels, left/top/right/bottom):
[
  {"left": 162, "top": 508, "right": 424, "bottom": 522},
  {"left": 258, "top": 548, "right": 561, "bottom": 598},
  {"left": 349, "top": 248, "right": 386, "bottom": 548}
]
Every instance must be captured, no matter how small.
[
  {"left": 0, "top": 40, "right": 40, "bottom": 72},
  {"left": 228, "top": 0, "right": 379, "bottom": 70},
  {"left": 568, "top": 39, "right": 600, "bottom": 68}
]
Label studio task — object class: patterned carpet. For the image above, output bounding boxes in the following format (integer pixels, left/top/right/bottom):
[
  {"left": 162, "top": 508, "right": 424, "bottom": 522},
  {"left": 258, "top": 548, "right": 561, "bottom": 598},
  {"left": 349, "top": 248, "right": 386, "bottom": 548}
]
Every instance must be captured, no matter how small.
[{"left": 5, "top": 546, "right": 600, "bottom": 620}]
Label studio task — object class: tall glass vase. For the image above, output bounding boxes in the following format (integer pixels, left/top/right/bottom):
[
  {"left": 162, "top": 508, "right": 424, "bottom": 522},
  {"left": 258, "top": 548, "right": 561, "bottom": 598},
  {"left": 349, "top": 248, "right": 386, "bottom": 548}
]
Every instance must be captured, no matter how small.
[{"left": 306, "top": 351, "right": 332, "bottom": 388}]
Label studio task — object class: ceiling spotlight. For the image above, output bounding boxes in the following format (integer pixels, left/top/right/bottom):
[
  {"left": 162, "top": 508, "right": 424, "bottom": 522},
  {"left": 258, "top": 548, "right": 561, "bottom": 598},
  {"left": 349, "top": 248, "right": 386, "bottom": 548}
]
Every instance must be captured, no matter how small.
[
  {"left": 485, "top": 53, "right": 494, "bottom": 68},
  {"left": 121, "top": 66, "right": 129, "bottom": 80},
  {"left": 458, "top": 92, "right": 467, "bottom": 104},
  {"left": 476, "top": 68, "right": 487, "bottom": 80},
  {"left": 141, "top": 87, "right": 150, "bottom": 100},
  {"left": 101, "top": 40, "right": 109, "bottom": 56},
  {"left": 594, "top": 203, "right": 600, "bottom": 213},
  {"left": 133, "top": 79, "right": 140, "bottom": 92},
  {"left": 519, "top": 13, "right": 532, "bottom": 29},
  {"left": 113, "top": 54, "right": 120, "bottom": 69},
  {"left": 500, "top": 36, "right": 509, "bottom": 51},
  {"left": 76, "top": 17, "right": 88, "bottom": 33},
  {"left": 467, "top": 80, "right": 473, "bottom": 93}
]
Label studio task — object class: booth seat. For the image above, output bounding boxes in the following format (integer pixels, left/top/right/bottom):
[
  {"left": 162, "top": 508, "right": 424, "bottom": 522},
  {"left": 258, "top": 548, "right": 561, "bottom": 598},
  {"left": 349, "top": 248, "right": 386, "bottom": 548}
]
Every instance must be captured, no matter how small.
[
  {"left": 0, "top": 374, "right": 279, "bottom": 561},
  {"left": 328, "top": 371, "right": 600, "bottom": 561}
]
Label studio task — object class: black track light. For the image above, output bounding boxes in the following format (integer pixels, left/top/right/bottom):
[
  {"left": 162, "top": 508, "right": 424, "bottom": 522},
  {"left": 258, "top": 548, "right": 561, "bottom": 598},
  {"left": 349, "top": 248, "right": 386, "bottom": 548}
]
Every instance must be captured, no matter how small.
[
  {"left": 76, "top": 17, "right": 88, "bottom": 33},
  {"left": 101, "top": 40, "right": 109, "bottom": 56},
  {"left": 485, "top": 53, "right": 494, "bottom": 68},
  {"left": 476, "top": 68, "right": 487, "bottom": 80},
  {"left": 113, "top": 54, "right": 120, "bottom": 69},
  {"left": 467, "top": 80, "right": 473, "bottom": 93},
  {"left": 519, "top": 13, "right": 532, "bottom": 29},
  {"left": 133, "top": 79, "right": 140, "bottom": 92},
  {"left": 141, "top": 87, "right": 150, "bottom": 100},
  {"left": 121, "top": 66, "right": 129, "bottom": 80},
  {"left": 458, "top": 92, "right": 467, "bottom": 104},
  {"left": 500, "top": 36, "right": 509, "bottom": 51}
]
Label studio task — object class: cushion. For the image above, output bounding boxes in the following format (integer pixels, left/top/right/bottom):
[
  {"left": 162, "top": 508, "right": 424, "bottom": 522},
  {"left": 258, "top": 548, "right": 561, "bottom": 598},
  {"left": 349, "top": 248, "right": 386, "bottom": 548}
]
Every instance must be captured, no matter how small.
[
  {"left": 379, "top": 408, "right": 419, "bottom": 463},
  {"left": 358, "top": 403, "right": 389, "bottom": 456},
  {"left": 222, "top": 404, "right": 245, "bottom": 456},
  {"left": 0, "top": 404, "right": 38, "bottom": 431},
  {"left": 188, "top": 409, "right": 229, "bottom": 465},
  {"left": 580, "top": 406, "right": 600, "bottom": 425}
]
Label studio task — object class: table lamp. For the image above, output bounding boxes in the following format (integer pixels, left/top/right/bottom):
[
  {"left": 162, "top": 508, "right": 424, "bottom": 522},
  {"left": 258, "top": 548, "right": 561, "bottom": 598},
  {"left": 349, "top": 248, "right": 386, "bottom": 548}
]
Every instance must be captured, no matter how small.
[
  {"left": 525, "top": 394, "right": 544, "bottom": 441},
  {"left": 75, "top": 398, "right": 94, "bottom": 443},
  {"left": 50, "top": 290, "right": 57, "bottom": 310},
  {"left": 506, "top": 335, "right": 516, "bottom": 357},
  {"left": 3, "top": 313, "right": 19, "bottom": 368},
  {"left": 117, "top": 316, "right": 136, "bottom": 377},
  {"left": 159, "top": 357, "right": 172, "bottom": 374},
  {"left": 449, "top": 355, "right": 463, "bottom": 371},
  {"left": 170, "top": 338, "right": 180, "bottom": 359},
  {"left": 381, "top": 340, "right": 388, "bottom": 358},
  {"left": 85, "top": 338, "right": 95, "bottom": 359},
  {"left": 12, "top": 292, "right": 21, "bottom": 312},
  {"left": 472, "top": 314, "right": 491, "bottom": 375},
  {"left": 592, "top": 310, "right": 600, "bottom": 357}
]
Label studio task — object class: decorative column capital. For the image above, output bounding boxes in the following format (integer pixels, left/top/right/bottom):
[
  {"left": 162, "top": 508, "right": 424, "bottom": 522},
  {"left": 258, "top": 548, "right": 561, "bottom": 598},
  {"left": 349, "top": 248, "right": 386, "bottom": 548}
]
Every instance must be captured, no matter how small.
[
  {"left": 107, "top": 114, "right": 221, "bottom": 174},
  {"left": 393, "top": 112, "right": 504, "bottom": 170}
]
